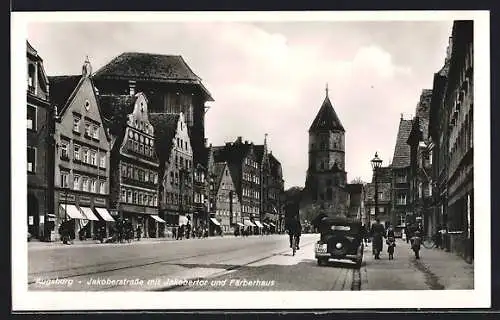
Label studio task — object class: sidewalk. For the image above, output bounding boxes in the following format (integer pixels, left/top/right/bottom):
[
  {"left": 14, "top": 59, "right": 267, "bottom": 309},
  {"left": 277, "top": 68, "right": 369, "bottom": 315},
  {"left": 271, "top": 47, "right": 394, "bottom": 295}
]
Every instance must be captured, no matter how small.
[
  {"left": 362, "top": 239, "right": 473, "bottom": 290},
  {"left": 27, "top": 233, "right": 278, "bottom": 249}
]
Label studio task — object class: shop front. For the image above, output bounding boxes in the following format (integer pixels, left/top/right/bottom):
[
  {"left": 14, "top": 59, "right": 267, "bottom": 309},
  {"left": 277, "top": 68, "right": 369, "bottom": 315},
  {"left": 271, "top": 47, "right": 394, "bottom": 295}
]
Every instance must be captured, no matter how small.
[
  {"left": 55, "top": 190, "right": 109, "bottom": 241},
  {"left": 119, "top": 203, "right": 163, "bottom": 238}
]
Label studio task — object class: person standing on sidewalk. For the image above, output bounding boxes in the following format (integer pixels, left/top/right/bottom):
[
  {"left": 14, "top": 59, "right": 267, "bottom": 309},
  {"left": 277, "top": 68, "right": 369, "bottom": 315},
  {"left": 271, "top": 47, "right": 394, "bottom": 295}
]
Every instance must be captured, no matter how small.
[
  {"left": 410, "top": 230, "right": 422, "bottom": 259},
  {"left": 370, "top": 218, "right": 385, "bottom": 259}
]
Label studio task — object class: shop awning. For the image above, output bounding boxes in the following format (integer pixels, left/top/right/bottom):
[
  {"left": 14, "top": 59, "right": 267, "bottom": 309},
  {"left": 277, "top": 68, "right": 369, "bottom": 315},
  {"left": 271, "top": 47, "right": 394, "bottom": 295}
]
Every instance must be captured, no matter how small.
[
  {"left": 243, "top": 220, "right": 255, "bottom": 227},
  {"left": 94, "top": 208, "right": 115, "bottom": 222},
  {"left": 237, "top": 222, "right": 245, "bottom": 227},
  {"left": 262, "top": 222, "right": 269, "bottom": 227},
  {"left": 179, "top": 215, "right": 189, "bottom": 226},
  {"left": 150, "top": 215, "right": 166, "bottom": 223},
  {"left": 210, "top": 218, "right": 221, "bottom": 226},
  {"left": 60, "top": 204, "right": 86, "bottom": 220},
  {"left": 79, "top": 207, "right": 100, "bottom": 221},
  {"left": 269, "top": 222, "right": 276, "bottom": 227},
  {"left": 47, "top": 214, "right": 56, "bottom": 221},
  {"left": 254, "top": 220, "right": 264, "bottom": 228}
]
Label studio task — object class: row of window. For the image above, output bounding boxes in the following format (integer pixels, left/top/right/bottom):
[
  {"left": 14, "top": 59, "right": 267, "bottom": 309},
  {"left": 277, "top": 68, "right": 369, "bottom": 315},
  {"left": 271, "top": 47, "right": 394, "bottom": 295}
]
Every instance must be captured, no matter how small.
[
  {"left": 244, "top": 158, "right": 259, "bottom": 169},
  {"left": 243, "top": 172, "right": 260, "bottom": 184},
  {"left": 121, "top": 163, "right": 158, "bottom": 184},
  {"left": 60, "top": 171, "right": 106, "bottom": 194},
  {"left": 126, "top": 138, "right": 155, "bottom": 158},
  {"left": 176, "top": 137, "right": 189, "bottom": 152},
  {"left": 175, "top": 153, "right": 192, "bottom": 170},
  {"left": 194, "top": 192, "right": 205, "bottom": 204},
  {"left": 62, "top": 142, "right": 106, "bottom": 168},
  {"left": 164, "top": 192, "right": 192, "bottom": 206},
  {"left": 121, "top": 187, "right": 158, "bottom": 207},
  {"left": 127, "top": 129, "right": 154, "bottom": 147},
  {"left": 73, "top": 116, "right": 100, "bottom": 140},
  {"left": 242, "top": 188, "right": 260, "bottom": 199},
  {"left": 216, "top": 210, "right": 241, "bottom": 218},
  {"left": 169, "top": 170, "right": 191, "bottom": 185},
  {"left": 242, "top": 205, "right": 258, "bottom": 214}
]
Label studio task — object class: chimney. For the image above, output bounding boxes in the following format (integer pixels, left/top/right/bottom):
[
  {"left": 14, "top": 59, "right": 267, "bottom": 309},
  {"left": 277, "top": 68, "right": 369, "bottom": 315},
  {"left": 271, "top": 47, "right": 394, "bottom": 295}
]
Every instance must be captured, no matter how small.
[
  {"left": 129, "top": 80, "right": 136, "bottom": 96},
  {"left": 245, "top": 140, "right": 248, "bottom": 144},
  {"left": 237, "top": 136, "right": 243, "bottom": 143}
]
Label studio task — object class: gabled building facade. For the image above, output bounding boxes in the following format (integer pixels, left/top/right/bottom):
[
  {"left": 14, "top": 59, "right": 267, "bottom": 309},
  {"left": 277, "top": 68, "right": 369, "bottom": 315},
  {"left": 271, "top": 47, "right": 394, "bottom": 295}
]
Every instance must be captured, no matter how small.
[
  {"left": 27, "top": 41, "right": 53, "bottom": 241},
  {"left": 99, "top": 92, "right": 162, "bottom": 238},
  {"left": 150, "top": 113, "right": 194, "bottom": 229},
  {"left": 212, "top": 137, "right": 262, "bottom": 232},
  {"left": 267, "top": 152, "right": 285, "bottom": 232},
  {"left": 211, "top": 162, "right": 242, "bottom": 234},
  {"left": 365, "top": 167, "right": 393, "bottom": 227},
  {"left": 301, "top": 87, "right": 348, "bottom": 218},
  {"left": 49, "top": 58, "right": 111, "bottom": 240},
  {"left": 391, "top": 116, "right": 413, "bottom": 227}
]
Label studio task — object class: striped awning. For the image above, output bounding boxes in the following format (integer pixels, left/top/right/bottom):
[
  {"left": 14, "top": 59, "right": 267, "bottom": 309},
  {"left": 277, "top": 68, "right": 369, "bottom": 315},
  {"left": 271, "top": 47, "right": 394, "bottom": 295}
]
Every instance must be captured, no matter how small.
[
  {"left": 150, "top": 215, "right": 166, "bottom": 223},
  {"left": 243, "top": 220, "right": 255, "bottom": 227},
  {"left": 210, "top": 218, "right": 221, "bottom": 226},
  {"left": 59, "top": 204, "right": 85, "bottom": 220},
  {"left": 254, "top": 221, "right": 264, "bottom": 228},
  {"left": 79, "top": 207, "right": 99, "bottom": 221},
  {"left": 94, "top": 208, "right": 115, "bottom": 222},
  {"left": 237, "top": 222, "right": 245, "bottom": 227}
]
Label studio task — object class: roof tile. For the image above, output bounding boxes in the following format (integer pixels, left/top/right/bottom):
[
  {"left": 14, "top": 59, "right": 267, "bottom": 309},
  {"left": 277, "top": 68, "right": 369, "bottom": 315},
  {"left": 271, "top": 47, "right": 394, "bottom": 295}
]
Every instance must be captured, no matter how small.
[{"left": 391, "top": 119, "right": 413, "bottom": 168}]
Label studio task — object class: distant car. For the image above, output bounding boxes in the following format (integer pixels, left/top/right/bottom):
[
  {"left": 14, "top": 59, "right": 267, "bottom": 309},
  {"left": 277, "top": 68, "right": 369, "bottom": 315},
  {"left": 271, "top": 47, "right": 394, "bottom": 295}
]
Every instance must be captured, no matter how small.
[
  {"left": 27, "top": 232, "right": 32, "bottom": 242},
  {"left": 314, "top": 216, "right": 364, "bottom": 268}
]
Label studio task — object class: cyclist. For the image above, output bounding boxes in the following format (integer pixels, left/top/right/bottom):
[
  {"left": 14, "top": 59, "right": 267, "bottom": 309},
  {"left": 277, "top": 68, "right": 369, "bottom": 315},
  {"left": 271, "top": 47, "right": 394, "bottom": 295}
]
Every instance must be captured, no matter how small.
[{"left": 285, "top": 214, "right": 302, "bottom": 250}]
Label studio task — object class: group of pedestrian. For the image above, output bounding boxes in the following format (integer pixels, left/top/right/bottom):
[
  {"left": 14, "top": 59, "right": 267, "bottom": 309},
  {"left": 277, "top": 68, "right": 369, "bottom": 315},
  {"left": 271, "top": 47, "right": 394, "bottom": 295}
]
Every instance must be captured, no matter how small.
[{"left": 365, "top": 219, "right": 424, "bottom": 261}]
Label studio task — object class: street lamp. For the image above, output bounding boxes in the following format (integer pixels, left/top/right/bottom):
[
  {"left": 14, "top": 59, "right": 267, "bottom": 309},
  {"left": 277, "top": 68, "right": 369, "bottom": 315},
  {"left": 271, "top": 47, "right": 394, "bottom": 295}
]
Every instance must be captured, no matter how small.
[{"left": 371, "top": 152, "right": 383, "bottom": 225}]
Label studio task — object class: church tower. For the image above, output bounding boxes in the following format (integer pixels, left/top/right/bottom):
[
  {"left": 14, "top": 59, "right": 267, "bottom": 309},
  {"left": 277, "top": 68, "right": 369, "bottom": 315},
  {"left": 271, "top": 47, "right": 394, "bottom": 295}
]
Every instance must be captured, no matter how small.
[{"left": 302, "top": 84, "right": 348, "bottom": 217}]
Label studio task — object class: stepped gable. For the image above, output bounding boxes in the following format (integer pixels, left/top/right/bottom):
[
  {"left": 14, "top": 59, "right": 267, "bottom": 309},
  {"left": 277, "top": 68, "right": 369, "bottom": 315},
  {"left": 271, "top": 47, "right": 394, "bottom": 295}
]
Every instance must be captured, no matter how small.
[
  {"left": 391, "top": 119, "right": 413, "bottom": 168},
  {"left": 309, "top": 94, "right": 345, "bottom": 132},
  {"left": 149, "top": 113, "right": 180, "bottom": 162}
]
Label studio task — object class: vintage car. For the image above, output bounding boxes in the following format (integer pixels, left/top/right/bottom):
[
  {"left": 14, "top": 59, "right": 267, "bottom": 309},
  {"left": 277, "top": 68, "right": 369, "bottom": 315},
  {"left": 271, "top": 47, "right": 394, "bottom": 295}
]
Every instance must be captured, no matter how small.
[{"left": 314, "top": 216, "right": 364, "bottom": 268}]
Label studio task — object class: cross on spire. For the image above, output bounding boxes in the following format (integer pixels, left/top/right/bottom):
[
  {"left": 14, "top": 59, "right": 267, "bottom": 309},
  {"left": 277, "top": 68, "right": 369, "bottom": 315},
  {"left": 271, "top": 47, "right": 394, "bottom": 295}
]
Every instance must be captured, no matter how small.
[{"left": 325, "top": 83, "right": 329, "bottom": 97}]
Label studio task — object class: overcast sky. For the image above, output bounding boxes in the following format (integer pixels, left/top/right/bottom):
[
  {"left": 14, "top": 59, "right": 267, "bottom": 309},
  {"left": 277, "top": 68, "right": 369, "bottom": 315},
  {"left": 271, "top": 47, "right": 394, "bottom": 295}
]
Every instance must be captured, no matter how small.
[{"left": 27, "top": 19, "right": 453, "bottom": 189}]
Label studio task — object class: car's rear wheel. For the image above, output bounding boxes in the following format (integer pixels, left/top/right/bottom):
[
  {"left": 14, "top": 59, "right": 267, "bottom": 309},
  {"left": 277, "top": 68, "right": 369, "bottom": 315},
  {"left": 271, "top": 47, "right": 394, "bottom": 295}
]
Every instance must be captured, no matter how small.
[{"left": 317, "top": 258, "right": 328, "bottom": 266}]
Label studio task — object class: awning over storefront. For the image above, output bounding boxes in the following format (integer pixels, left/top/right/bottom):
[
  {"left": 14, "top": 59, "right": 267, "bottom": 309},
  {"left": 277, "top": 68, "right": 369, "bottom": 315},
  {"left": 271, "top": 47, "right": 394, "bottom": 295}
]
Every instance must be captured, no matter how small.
[
  {"left": 254, "top": 221, "right": 264, "bottom": 228},
  {"left": 210, "top": 218, "right": 221, "bottom": 226},
  {"left": 94, "top": 208, "right": 115, "bottom": 222},
  {"left": 150, "top": 215, "right": 166, "bottom": 223},
  {"left": 79, "top": 207, "right": 99, "bottom": 221},
  {"left": 237, "top": 222, "right": 245, "bottom": 227},
  {"left": 179, "top": 215, "right": 189, "bottom": 226},
  {"left": 243, "top": 220, "right": 255, "bottom": 227},
  {"left": 47, "top": 214, "right": 56, "bottom": 221},
  {"left": 269, "top": 222, "right": 276, "bottom": 227},
  {"left": 262, "top": 222, "right": 269, "bottom": 227},
  {"left": 60, "top": 204, "right": 86, "bottom": 220}
]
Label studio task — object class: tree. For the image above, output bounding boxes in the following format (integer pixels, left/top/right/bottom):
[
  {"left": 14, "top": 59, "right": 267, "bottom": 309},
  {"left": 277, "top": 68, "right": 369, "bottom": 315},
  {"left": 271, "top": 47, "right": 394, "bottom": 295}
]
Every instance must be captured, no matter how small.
[{"left": 350, "top": 177, "right": 365, "bottom": 185}]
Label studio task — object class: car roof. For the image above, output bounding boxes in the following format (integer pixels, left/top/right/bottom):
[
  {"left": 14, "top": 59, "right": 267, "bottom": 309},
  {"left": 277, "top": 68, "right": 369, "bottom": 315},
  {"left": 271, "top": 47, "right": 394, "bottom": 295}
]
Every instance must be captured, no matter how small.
[{"left": 319, "top": 216, "right": 362, "bottom": 226}]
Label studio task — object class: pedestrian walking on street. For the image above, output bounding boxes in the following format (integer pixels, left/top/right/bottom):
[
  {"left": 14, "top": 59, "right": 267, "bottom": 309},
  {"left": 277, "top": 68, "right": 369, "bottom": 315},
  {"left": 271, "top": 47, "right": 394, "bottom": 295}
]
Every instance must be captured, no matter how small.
[
  {"left": 136, "top": 225, "right": 142, "bottom": 241},
  {"left": 386, "top": 224, "right": 396, "bottom": 260},
  {"left": 370, "top": 218, "right": 385, "bottom": 259},
  {"left": 410, "top": 230, "right": 422, "bottom": 259}
]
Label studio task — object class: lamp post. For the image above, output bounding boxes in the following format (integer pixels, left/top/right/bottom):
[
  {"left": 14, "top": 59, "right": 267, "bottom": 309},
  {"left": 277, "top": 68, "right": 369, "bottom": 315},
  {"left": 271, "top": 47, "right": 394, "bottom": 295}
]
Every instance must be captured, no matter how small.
[
  {"left": 205, "top": 174, "right": 215, "bottom": 237},
  {"left": 371, "top": 152, "right": 383, "bottom": 225}
]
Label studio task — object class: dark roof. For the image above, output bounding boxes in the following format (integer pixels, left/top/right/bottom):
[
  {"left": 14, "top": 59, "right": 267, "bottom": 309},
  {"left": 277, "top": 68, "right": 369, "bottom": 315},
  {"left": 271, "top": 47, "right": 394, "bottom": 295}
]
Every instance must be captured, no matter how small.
[
  {"left": 213, "top": 162, "right": 227, "bottom": 191},
  {"left": 391, "top": 119, "right": 413, "bottom": 168},
  {"left": 48, "top": 75, "right": 83, "bottom": 114},
  {"left": 212, "top": 138, "right": 253, "bottom": 164},
  {"left": 309, "top": 94, "right": 345, "bottom": 132},
  {"left": 269, "top": 153, "right": 283, "bottom": 177},
  {"left": 372, "top": 166, "right": 392, "bottom": 183},
  {"left": 149, "top": 113, "right": 179, "bottom": 162},
  {"left": 346, "top": 183, "right": 363, "bottom": 194},
  {"left": 98, "top": 94, "right": 137, "bottom": 120},
  {"left": 93, "top": 52, "right": 214, "bottom": 101}
]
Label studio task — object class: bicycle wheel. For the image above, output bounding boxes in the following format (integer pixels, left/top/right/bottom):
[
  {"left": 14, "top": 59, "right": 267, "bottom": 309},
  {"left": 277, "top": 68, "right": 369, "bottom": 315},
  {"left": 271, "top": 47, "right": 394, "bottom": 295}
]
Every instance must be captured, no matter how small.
[{"left": 422, "top": 236, "right": 435, "bottom": 249}]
